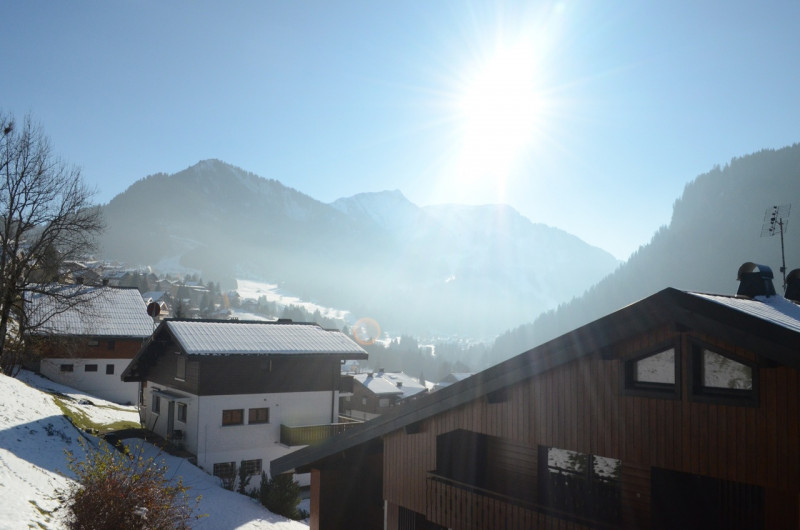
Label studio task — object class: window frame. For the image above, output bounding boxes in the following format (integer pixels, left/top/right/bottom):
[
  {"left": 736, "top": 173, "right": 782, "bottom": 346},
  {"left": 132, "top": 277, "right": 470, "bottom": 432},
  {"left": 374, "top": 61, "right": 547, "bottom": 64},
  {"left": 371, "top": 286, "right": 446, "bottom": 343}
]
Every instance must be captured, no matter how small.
[
  {"left": 240, "top": 458, "right": 263, "bottom": 476},
  {"left": 60, "top": 364, "right": 74, "bottom": 372},
  {"left": 177, "top": 402, "right": 188, "bottom": 423},
  {"left": 222, "top": 408, "right": 244, "bottom": 426},
  {"left": 689, "top": 341, "right": 759, "bottom": 407},
  {"left": 105, "top": 364, "right": 115, "bottom": 375},
  {"left": 538, "top": 445, "right": 622, "bottom": 526},
  {"left": 175, "top": 354, "right": 186, "bottom": 381},
  {"left": 248, "top": 407, "right": 269, "bottom": 424},
  {"left": 622, "top": 342, "right": 681, "bottom": 399},
  {"left": 84, "top": 364, "right": 98, "bottom": 372},
  {"left": 152, "top": 394, "right": 161, "bottom": 414},
  {"left": 213, "top": 462, "right": 236, "bottom": 489}
]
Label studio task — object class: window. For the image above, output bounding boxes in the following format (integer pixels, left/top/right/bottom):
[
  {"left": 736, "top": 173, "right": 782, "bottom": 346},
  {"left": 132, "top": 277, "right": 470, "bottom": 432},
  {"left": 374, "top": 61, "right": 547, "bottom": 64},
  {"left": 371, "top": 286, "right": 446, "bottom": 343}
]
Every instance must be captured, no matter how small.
[
  {"left": 435, "top": 430, "right": 536, "bottom": 502},
  {"left": 107, "top": 340, "right": 115, "bottom": 350},
  {"left": 623, "top": 344, "right": 680, "bottom": 398},
  {"left": 60, "top": 364, "right": 74, "bottom": 372},
  {"left": 222, "top": 409, "right": 244, "bottom": 426},
  {"left": 379, "top": 398, "right": 390, "bottom": 408},
  {"left": 152, "top": 394, "right": 161, "bottom": 414},
  {"left": 177, "top": 402, "right": 187, "bottom": 423},
  {"left": 240, "top": 459, "right": 262, "bottom": 476},
  {"left": 213, "top": 462, "right": 236, "bottom": 489},
  {"left": 106, "top": 364, "right": 114, "bottom": 375},
  {"left": 85, "top": 364, "right": 98, "bottom": 372},
  {"left": 248, "top": 407, "right": 269, "bottom": 424},
  {"left": 176, "top": 355, "right": 186, "bottom": 381},
  {"left": 691, "top": 343, "right": 757, "bottom": 405},
  {"left": 87, "top": 339, "right": 99, "bottom": 347},
  {"left": 539, "top": 446, "right": 622, "bottom": 526}
]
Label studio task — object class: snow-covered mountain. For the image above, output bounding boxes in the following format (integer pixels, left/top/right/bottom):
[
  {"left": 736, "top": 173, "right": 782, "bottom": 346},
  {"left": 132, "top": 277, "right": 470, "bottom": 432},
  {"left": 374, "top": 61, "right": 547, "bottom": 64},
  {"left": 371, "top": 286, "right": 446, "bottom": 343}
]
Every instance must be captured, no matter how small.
[{"left": 99, "top": 160, "right": 619, "bottom": 337}]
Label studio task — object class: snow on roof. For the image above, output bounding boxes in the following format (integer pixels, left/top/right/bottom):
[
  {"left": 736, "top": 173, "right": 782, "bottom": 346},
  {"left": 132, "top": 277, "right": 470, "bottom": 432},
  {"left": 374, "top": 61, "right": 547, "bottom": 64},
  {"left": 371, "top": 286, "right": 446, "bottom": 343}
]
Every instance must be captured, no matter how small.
[
  {"left": 354, "top": 373, "right": 404, "bottom": 396},
  {"left": 354, "top": 371, "right": 427, "bottom": 399},
  {"left": 165, "top": 320, "right": 367, "bottom": 356},
  {"left": 689, "top": 292, "right": 800, "bottom": 334},
  {"left": 29, "top": 286, "right": 154, "bottom": 338}
]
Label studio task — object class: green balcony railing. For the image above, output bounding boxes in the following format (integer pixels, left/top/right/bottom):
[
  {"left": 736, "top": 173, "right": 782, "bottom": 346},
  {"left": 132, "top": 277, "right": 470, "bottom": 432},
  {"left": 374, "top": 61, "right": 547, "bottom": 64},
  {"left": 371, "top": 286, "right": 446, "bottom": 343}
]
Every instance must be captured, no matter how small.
[{"left": 280, "top": 421, "right": 359, "bottom": 446}]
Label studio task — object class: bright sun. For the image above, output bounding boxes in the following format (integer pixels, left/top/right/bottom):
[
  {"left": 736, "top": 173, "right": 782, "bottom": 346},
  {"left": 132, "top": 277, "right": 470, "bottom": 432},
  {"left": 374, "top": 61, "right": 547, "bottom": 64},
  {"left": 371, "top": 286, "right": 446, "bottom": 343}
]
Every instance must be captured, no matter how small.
[{"left": 453, "top": 40, "right": 545, "bottom": 192}]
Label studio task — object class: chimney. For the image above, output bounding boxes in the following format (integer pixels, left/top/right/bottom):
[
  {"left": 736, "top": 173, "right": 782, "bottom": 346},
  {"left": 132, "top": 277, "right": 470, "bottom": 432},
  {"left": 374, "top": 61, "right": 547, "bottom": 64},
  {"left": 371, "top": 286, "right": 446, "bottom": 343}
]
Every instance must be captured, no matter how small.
[
  {"left": 396, "top": 382, "right": 403, "bottom": 388},
  {"left": 785, "top": 269, "right": 800, "bottom": 302},
  {"left": 736, "top": 262, "right": 776, "bottom": 298}
]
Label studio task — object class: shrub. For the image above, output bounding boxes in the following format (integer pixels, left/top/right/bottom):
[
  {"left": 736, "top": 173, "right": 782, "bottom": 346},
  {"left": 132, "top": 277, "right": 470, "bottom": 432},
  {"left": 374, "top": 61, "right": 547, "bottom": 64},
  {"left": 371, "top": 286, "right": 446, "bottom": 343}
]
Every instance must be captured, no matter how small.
[
  {"left": 261, "top": 473, "right": 302, "bottom": 520},
  {"left": 236, "top": 463, "right": 252, "bottom": 495},
  {"left": 65, "top": 439, "right": 200, "bottom": 529}
]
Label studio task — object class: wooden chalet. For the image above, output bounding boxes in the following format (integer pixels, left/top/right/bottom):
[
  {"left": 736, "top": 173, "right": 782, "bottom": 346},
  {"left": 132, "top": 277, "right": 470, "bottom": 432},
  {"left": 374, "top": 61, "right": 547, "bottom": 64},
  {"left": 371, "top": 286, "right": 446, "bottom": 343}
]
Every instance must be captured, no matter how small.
[
  {"left": 272, "top": 264, "right": 800, "bottom": 529},
  {"left": 342, "top": 370, "right": 428, "bottom": 421}
]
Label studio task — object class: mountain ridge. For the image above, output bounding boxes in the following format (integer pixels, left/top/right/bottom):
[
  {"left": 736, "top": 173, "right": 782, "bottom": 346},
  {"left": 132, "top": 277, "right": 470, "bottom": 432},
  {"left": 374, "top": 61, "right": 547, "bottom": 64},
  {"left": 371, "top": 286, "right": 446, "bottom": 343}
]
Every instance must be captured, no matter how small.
[{"left": 98, "top": 160, "right": 619, "bottom": 338}]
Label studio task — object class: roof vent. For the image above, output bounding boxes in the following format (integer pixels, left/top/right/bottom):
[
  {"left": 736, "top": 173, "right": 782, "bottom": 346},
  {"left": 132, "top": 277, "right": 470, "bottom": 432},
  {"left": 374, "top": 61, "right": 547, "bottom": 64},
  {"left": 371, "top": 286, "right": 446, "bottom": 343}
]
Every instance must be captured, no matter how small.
[
  {"left": 736, "top": 262, "right": 776, "bottom": 298},
  {"left": 785, "top": 269, "right": 800, "bottom": 302}
]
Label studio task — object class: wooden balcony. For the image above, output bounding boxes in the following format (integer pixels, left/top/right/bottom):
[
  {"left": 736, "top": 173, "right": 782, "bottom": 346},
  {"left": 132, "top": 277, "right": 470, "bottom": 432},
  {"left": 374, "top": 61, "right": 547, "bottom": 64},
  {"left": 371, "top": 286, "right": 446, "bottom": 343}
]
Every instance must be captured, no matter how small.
[
  {"left": 280, "top": 421, "right": 360, "bottom": 447},
  {"left": 426, "top": 473, "right": 605, "bottom": 530}
]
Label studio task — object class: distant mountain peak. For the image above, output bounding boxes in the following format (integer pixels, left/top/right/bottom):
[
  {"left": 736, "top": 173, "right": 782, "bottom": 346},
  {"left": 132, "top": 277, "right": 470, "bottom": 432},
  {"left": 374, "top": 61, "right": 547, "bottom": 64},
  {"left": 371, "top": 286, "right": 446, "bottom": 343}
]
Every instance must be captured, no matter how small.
[{"left": 331, "top": 189, "right": 419, "bottom": 230}]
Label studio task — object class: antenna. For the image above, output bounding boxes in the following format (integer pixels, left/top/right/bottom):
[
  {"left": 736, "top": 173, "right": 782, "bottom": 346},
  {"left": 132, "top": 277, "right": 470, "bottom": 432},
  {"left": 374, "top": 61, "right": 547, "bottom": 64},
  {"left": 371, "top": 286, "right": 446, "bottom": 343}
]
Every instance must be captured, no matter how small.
[{"left": 761, "top": 204, "right": 791, "bottom": 289}]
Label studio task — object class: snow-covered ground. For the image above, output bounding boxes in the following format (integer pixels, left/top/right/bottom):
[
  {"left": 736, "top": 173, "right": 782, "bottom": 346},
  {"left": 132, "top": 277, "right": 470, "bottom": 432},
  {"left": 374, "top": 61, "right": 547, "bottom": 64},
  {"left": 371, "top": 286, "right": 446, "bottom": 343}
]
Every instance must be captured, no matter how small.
[
  {"left": 236, "top": 279, "right": 349, "bottom": 321},
  {"left": 0, "top": 371, "right": 309, "bottom": 530}
]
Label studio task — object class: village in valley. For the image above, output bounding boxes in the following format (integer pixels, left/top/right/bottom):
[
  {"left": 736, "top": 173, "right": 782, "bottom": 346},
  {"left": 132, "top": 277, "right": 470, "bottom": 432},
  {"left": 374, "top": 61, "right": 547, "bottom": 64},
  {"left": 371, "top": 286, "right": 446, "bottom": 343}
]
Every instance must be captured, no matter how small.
[
  {"left": 5, "top": 253, "right": 800, "bottom": 529},
  {"left": 3, "top": 3, "right": 800, "bottom": 526}
]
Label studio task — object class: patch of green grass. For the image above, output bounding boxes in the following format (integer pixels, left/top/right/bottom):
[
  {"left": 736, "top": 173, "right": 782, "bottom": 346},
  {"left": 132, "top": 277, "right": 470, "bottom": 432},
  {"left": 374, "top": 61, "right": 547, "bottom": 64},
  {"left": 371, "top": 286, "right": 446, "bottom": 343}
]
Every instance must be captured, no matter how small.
[
  {"left": 29, "top": 499, "right": 57, "bottom": 529},
  {"left": 51, "top": 396, "right": 140, "bottom": 434}
]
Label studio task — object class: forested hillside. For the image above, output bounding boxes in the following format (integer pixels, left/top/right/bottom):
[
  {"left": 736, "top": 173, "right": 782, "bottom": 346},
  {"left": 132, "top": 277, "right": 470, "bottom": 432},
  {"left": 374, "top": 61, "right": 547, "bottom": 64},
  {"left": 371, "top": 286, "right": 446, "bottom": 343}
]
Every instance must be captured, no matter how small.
[{"left": 490, "top": 144, "right": 800, "bottom": 363}]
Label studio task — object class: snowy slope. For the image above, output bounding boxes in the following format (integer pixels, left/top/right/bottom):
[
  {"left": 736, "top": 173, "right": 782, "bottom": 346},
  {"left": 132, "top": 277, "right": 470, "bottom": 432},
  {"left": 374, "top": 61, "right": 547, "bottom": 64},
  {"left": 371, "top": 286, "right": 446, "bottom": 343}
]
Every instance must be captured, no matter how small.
[{"left": 0, "top": 371, "right": 309, "bottom": 530}]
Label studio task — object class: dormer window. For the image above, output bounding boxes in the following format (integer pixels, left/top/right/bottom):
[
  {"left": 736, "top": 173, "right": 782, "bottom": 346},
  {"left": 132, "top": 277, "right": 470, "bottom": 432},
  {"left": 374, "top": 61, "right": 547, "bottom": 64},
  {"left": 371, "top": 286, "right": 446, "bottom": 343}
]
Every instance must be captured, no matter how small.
[{"left": 623, "top": 344, "right": 680, "bottom": 399}]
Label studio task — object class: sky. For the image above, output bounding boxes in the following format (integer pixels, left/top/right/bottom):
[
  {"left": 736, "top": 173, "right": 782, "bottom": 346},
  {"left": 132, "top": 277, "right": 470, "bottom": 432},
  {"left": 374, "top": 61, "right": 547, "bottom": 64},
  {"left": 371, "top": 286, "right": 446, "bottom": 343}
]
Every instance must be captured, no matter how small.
[{"left": 2, "top": 1, "right": 799, "bottom": 260}]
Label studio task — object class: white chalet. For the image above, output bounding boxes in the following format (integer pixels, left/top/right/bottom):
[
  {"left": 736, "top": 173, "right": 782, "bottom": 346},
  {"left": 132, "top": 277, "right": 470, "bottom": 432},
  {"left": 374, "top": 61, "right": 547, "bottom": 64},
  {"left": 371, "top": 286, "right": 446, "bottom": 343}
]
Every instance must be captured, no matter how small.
[{"left": 121, "top": 319, "right": 367, "bottom": 483}]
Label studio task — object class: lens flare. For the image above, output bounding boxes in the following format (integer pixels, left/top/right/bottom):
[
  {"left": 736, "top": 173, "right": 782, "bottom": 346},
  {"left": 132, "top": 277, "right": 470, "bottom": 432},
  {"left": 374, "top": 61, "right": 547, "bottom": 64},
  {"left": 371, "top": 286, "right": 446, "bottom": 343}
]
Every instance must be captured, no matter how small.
[{"left": 352, "top": 317, "right": 381, "bottom": 346}]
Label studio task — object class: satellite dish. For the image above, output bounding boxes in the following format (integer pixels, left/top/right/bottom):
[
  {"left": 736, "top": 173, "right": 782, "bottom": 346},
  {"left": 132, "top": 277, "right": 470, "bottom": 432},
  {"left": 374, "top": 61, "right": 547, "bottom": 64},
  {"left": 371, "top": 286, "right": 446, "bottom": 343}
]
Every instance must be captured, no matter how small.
[{"left": 147, "top": 301, "right": 161, "bottom": 317}]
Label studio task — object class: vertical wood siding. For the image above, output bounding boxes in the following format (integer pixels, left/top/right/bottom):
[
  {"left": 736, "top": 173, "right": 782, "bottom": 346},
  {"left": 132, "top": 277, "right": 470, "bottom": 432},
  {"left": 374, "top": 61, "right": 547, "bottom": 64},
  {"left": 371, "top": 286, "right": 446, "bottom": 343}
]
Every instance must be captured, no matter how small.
[{"left": 383, "top": 326, "right": 800, "bottom": 529}]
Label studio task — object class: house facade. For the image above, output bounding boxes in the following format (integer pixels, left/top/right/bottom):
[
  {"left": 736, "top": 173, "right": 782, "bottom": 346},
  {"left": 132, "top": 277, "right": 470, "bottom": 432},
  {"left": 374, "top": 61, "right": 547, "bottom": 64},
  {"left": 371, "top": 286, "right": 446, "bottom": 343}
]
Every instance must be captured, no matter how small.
[
  {"left": 30, "top": 286, "right": 154, "bottom": 404},
  {"left": 341, "top": 370, "right": 427, "bottom": 421},
  {"left": 121, "top": 319, "right": 367, "bottom": 483},
  {"left": 273, "top": 264, "right": 800, "bottom": 530}
]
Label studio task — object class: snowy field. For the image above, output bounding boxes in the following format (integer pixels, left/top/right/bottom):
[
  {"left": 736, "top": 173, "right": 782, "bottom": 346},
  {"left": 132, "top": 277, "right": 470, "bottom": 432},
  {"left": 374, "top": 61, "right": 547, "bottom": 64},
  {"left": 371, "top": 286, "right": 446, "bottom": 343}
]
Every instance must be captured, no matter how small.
[
  {"left": 236, "top": 279, "right": 349, "bottom": 321},
  {"left": 0, "top": 371, "right": 309, "bottom": 530}
]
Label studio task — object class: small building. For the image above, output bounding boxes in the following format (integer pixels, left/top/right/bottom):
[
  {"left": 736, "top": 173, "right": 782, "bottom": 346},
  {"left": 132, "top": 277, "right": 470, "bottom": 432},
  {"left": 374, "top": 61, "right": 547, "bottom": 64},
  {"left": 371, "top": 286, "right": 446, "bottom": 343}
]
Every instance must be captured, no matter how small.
[
  {"left": 121, "top": 319, "right": 367, "bottom": 484},
  {"left": 272, "top": 265, "right": 800, "bottom": 530},
  {"left": 29, "top": 285, "right": 155, "bottom": 404},
  {"left": 342, "top": 370, "right": 427, "bottom": 421},
  {"left": 432, "top": 372, "right": 473, "bottom": 391}
]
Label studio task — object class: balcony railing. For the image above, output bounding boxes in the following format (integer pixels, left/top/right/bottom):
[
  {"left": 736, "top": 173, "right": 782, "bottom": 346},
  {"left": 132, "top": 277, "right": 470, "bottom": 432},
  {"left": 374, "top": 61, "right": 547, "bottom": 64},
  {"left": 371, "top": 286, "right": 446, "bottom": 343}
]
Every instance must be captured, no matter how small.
[{"left": 280, "top": 421, "right": 359, "bottom": 446}]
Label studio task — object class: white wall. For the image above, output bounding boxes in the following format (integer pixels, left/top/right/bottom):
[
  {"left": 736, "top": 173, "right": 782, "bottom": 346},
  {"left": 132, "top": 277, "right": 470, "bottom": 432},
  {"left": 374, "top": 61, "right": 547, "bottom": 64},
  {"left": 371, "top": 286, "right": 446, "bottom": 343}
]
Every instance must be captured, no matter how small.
[
  {"left": 40, "top": 358, "right": 139, "bottom": 405},
  {"left": 143, "top": 384, "right": 335, "bottom": 482}
]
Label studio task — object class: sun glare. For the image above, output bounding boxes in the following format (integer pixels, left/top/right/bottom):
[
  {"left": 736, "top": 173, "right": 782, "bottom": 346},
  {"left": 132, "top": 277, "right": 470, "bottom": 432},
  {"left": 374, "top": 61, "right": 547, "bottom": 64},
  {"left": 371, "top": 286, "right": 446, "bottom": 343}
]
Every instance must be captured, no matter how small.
[{"left": 450, "top": 35, "right": 549, "bottom": 199}]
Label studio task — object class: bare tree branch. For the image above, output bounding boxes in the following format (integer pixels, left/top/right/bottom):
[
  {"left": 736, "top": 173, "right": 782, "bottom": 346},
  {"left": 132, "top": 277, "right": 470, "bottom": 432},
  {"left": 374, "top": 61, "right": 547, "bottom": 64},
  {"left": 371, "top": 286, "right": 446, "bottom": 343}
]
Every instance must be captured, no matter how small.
[{"left": 0, "top": 112, "right": 105, "bottom": 375}]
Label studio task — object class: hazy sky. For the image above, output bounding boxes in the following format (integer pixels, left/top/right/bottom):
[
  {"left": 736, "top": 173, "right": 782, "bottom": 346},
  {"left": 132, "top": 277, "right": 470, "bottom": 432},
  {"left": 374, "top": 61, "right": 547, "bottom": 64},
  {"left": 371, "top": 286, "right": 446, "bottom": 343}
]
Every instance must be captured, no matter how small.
[{"left": 2, "top": 2, "right": 798, "bottom": 260}]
